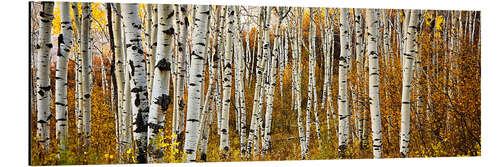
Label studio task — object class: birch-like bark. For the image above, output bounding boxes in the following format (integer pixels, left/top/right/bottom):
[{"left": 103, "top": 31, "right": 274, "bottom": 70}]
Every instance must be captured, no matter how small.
[
  {"left": 247, "top": 7, "right": 267, "bottom": 158},
  {"left": 184, "top": 5, "right": 210, "bottom": 162},
  {"left": 366, "top": 9, "right": 383, "bottom": 158},
  {"left": 55, "top": 2, "right": 72, "bottom": 151},
  {"left": 146, "top": 4, "right": 154, "bottom": 101},
  {"left": 147, "top": 4, "right": 174, "bottom": 163},
  {"left": 173, "top": 4, "right": 188, "bottom": 147},
  {"left": 80, "top": 2, "right": 92, "bottom": 150},
  {"left": 219, "top": 6, "right": 234, "bottom": 157},
  {"left": 400, "top": 10, "right": 418, "bottom": 158},
  {"left": 338, "top": 8, "right": 350, "bottom": 156},
  {"left": 263, "top": 12, "right": 279, "bottom": 152},
  {"left": 111, "top": 2, "right": 125, "bottom": 158},
  {"left": 234, "top": 6, "right": 248, "bottom": 158},
  {"left": 122, "top": 4, "right": 149, "bottom": 163},
  {"left": 36, "top": 2, "right": 54, "bottom": 152}
]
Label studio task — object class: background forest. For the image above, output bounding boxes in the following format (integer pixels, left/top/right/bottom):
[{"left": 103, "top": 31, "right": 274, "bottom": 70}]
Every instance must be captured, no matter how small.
[{"left": 29, "top": 1, "right": 481, "bottom": 165}]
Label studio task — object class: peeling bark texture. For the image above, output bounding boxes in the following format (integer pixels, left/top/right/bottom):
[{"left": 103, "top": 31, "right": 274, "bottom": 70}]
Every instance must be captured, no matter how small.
[
  {"left": 147, "top": 4, "right": 174, "bottom": 163},
  {"left": 400, "top": 10, "right": 418, "bottom": 158},
  {"left": 121, "top": 4, "right": 149, "bottom": 163},
  {"left": 36, "top": 1, "right": 54, "bottom": 153},
  {"left": 184, "top": 5, "right": 210, "bottom": 163}
]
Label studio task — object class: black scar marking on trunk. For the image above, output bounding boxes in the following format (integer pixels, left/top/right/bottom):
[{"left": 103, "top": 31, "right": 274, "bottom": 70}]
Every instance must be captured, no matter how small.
[
  {"left": 156, "top": 58, "right": 171, "bottom": 71},
  {"left": 129, "top": 60, "right": 135, "bottom": 76},
  {"left": 163, "top": 27, "right": 175, "bottom": 35},
  {"left": 154, "top": 94, "right": 171, "bottom": 111}
]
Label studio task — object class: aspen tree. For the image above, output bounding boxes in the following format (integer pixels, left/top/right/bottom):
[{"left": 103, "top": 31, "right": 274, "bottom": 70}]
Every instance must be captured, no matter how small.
[
  {"left": 263, "top": 9, "right": 279, "bottom": 151},
  {"left": 55, "top": 2, "right": 72, "bottom": 151},
  {"left": 71, "top": 2, "right": 84, "bottom": 138},
  {"left": 233, "top": 6, "right": 248, "bottom": 158},
  {"left": 80, "top": 2, "right": 92, "bottom": 150},
  {"left": 400, "top": 10, "right": 418, "bottom": 158},
  {"left": 338, "top": 8, "right": 351, "bottom": 157},
  {"left": 366, "top": 9, "right": 383, "bottom": 158},
  {"left": 36, "top": 1, "right": 54, "bottom": 152},
  {"left": 173, "top": 4, "right": 188, "bottom": 147},
  {"left": 146, "top": 4, "right": 154, "bottom": 101},
  {"left": 147, "top": 4, "right": 174, "bottom": 163},
  {"left": 247, "top": 7, "right": 267, "bottom": 158},
  {"left": 110, "top": 2, "right": 125, "bottom": 157},
  {"left": 184, "top": 5, "right": 210, "bottom": 162},
  {"left": 220, "top": 6, "right": 235, "bottom": 157},
  {"left": 122, "top": 4, "right": 149, "bottom": 163}
]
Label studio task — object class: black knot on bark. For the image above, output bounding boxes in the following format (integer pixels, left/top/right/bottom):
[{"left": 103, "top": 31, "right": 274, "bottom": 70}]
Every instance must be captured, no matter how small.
[
  {"left": 163, "top": 27, "right": 175, "bottom": 35},
  {"left": 156, "top": 58, "right": 171, "bottom": 71},
  {"left": 154, "top": 94, "right": 171, "bottom": 111}
]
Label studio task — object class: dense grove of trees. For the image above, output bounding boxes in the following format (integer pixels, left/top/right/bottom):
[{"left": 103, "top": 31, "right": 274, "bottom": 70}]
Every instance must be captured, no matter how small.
[{"left": 30, "top": 2, "right": 480, "bottom": 165}]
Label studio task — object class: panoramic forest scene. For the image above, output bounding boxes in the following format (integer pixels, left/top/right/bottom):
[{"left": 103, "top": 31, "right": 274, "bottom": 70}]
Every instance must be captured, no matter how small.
[{"left": 29, "top": 1, "right": 481, "bottom": 165}]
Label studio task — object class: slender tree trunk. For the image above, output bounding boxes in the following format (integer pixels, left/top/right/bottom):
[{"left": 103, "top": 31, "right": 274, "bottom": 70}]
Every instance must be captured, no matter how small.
[
  {"left": 80, "top": 2, "right": 92, "bottom": 151},
  {"left": 399, "top": 10, "right": 418, "bottom": 158},
  {"left": 220, "top": 6, "right": 235, "bottom": 158},
  {"left": 183, "top": 5, "right": 210, "bottom": 162},
  {"left": 55, "top": 2, "right": 72, "bottom": 152},
  {"left": 147, "top": 4, "right": 174, "bottom": 163},
  {"left": 122, "top": 4, "right": 149, "bottom": 163},
  {"left": 173, "top": 4, "right": 188, "bottom": 149},
  {"left": 366, "top": 9, "right": 383, "bottom": 158},
  {"left": 338, "top": 8, "right": 351, "bottom": 157},
  {"left": 36, "top": 2, "right": 54, "bottom": 153},
  {"left": 263, "top": 13, "right": 279, "bottom": 152},
  {"left": 247, "top": 7, "right": 267, "bottom": 158},
  {"left": 233, "top": 6, "right": 248, "bottom": 158}
]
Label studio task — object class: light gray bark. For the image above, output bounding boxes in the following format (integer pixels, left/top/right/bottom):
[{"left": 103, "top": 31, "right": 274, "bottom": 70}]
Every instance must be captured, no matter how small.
[
  {"left": 35, "top": 2, "right": 54, "bottom": 152},
  {"left": 55, "top": 2, "right": 72, "bottom": 151},
  {"left": 400, "top": 10, "right": 418, "bottom": 158},
  {"left": 122, "top": 4, "right": 149, "bottom": 163},
  {"left": 184, "top": 5, "right": 210, "bottom": 162}
]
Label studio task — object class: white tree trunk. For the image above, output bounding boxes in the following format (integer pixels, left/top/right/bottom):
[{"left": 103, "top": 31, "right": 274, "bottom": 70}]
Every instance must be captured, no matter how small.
[
  {"left": 122, "top": 4, "right": 149, "bottom": 163},
  {"left": 366, "top": 9, "right": 383, "bottom": 158},
  {"left": 220, "top": 6, "right": 234, "bottom": 157},
  {"left": 147, "top": 4, "right": 174, "bottom": 163},
  {"left": 173, "top": 4, "right": 188, "bottom": 147},
  {"left": 263, "top": 16, "right": 279, "bottom": 152},
  {"left": 183, "top": 5, "right": 210, "bottom": 162},
  {"left": 36, "top": 2, "right": 54, "bottom": 152},
  {"left": 338, "top": 8, "right": 351, "bottom": 156},
  {"left": 399, "top": 10, "right": 418, "bottom": 158},
  {"left": 55, "top": 2, "right": 72, "bottom": 151},
  {"left": 80, "top": 2, "right": 92, "bottom": 150}
]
